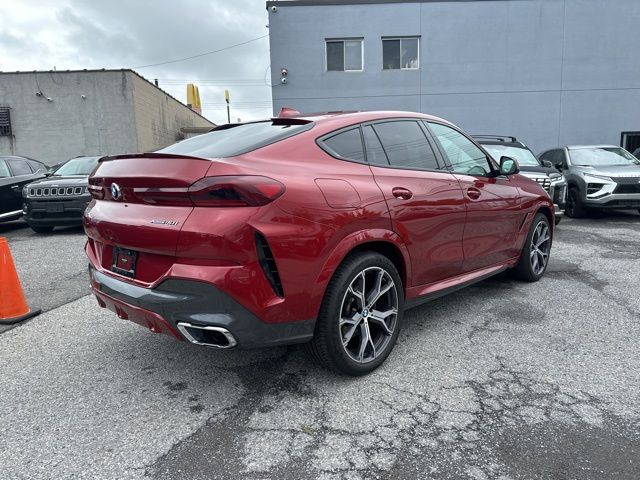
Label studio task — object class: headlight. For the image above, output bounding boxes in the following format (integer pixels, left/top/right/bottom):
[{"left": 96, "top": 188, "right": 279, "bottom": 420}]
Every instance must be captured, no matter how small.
[
  {"left": 549, "top": 174, "right": 565, "bottom": 184},
  {"left": 583, "top": 173, "right": 613, "bottom": 183}
]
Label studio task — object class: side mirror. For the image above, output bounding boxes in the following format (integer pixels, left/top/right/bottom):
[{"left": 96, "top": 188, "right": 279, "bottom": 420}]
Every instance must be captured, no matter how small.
[
  {"left": 541, "top": 160, "right": 553, "bottom": 168},
  {"left": 499, "top": 156, "right": 519, "bottom": 176}
]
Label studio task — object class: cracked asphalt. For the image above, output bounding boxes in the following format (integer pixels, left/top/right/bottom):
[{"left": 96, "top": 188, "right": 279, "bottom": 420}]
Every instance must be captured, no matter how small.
[{"left": 1, "top": 211, "right": 639, "bottom": 479}]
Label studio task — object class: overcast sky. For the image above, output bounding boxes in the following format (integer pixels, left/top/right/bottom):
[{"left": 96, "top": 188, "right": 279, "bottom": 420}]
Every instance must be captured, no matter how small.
[{"left": 0, "top": 0, "right": 271, "bottom": 124}]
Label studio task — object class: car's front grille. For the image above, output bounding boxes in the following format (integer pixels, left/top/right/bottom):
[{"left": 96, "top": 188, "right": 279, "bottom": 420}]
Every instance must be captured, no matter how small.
[
  {"left": 614, "top": 184, "right": 640, "bottom": 194},
  {"left": 534, "top": 177, "right": 551, "bottom": 193},
  {"left": 29, "top": 186, "right": 86, "bottom": 197},
  {"left": 612, "top": 177, "right": 640, "bottom": 185}
]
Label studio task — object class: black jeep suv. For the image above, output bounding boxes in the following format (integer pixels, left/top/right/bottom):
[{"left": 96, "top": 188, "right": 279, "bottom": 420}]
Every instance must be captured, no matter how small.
[
  {"left": 22, "top": 156, "right": 99, "bottom": 233},
  {"left": 474, "top": 136, "right": 567, "bottom": 224}
]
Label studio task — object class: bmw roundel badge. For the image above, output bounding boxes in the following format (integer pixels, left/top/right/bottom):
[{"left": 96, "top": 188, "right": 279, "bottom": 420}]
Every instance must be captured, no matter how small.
[{"left": 111, "top": 183, "right": 122, "bottom": 200}]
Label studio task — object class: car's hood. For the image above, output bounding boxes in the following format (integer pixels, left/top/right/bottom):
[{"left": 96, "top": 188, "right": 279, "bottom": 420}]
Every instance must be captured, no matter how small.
[
  {"left": 519, "top": 165, "right": 561, "bottom": 176},
  {"left": 27, "top": 176, "right": 89, "bottom": 187},
  {"left": 573, "top": 164, "right": 640, "bottom": 177}
]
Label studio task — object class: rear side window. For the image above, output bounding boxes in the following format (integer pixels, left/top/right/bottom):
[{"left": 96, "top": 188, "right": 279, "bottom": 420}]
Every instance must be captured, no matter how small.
[
  {"left": 158, "top": 120, "right": 313, "bottom": 158},
  {"left": 373, "top": 121, "right": 439, "bottom": 170},
  {"left": 28, "top": 160, "right": 46, "bottom": 173},
  {"left": 7, "top": 159, "right": 31, "bottom": 176},
  {"left": 362, "top": 126, "right": 389, "bottom": 166},
  {"left": 0, "top": 160, "right": 10, "bottom": 177},
  {"left": 322, "top": 128, "right": 365, "bottom": 162}
]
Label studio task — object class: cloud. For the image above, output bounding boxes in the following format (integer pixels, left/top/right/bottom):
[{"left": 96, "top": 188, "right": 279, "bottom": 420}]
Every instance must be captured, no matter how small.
[{"left": 0, "top": 0, "right": 272, "bottom": 123}]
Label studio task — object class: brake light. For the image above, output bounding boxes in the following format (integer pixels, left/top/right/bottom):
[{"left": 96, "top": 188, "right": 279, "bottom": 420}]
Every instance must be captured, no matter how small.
[
  {"left": 189, "top": 176, "right": 285, "bottom": 207},
  {"left": 88, "top": 184, "right": 104, "bottom": 200}
]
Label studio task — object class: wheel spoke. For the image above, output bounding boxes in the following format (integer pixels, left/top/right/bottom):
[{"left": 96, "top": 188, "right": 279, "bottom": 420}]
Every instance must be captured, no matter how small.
[
  {"left": 366, "top": 271, "right": 393, "bottom": 307},
  {"left": 369, "top": 313, "right": 394, "bottom": 336},
  {"left": 536, "top": 233, "right": 550, "bottom": 247},
  {"left": 357, "top": 322, "right": 373, "bottom": 361},
  {"left": 531, "top": 252, "right": 539, "bottom": 271}
]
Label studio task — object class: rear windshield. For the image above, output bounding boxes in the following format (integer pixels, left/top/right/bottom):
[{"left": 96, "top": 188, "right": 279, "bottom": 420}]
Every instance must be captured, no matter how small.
[{"left": 157, "top": 120, "right": 314, "bottom": 158}]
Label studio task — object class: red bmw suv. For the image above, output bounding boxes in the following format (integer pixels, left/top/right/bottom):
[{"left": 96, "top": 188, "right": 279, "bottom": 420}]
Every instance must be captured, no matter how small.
[{"left": 84, "top": 111, "right": 554, "bottom": 375}]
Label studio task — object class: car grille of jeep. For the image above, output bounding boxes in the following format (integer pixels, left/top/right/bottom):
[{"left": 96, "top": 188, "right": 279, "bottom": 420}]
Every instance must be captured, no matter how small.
[{"left": 29, "top": 186, "right": 86, "bottom": 197}]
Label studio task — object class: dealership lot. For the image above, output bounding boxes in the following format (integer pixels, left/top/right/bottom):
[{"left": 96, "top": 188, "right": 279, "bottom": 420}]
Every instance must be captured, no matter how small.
[{"left": 1, "top": 213, "right": 639, "bottom": 479}]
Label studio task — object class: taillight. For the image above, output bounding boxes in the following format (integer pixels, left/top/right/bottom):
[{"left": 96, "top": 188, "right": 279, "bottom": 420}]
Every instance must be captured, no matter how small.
[
  {"left": 188, "top": 176, "right": 285, "bottom": 207},
  {"left": 88, "top": 185, "right": 104, "bottom": 199},
  {"left": 133, "top": 187, "right": 192, "bottom": 206}
]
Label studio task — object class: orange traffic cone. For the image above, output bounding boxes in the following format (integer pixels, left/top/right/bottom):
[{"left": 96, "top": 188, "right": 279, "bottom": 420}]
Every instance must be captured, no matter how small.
[{"left": 0, "top": 237, "right": 41, "bottom": 324}]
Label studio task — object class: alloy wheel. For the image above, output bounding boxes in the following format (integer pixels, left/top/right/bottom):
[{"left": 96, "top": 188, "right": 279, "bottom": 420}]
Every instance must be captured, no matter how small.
[
  {"left": 339, "top": 267, "right": 399, "bottom": 364},
  {"left": 530, "top": 220, "right": 551, "bottom": 275}
]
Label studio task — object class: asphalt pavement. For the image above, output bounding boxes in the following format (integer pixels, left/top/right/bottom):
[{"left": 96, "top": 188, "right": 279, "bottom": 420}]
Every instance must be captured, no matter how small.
[{"left": 1, "top": 212, "right": 639, "bottom": 479}]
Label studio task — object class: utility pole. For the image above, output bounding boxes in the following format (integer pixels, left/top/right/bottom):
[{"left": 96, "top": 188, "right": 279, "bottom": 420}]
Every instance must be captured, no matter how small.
[{"left": 224, "top": 89, "right": 231, "bottom": 124}]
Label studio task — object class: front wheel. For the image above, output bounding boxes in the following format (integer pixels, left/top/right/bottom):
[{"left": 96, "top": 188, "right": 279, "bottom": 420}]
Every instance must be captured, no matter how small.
[
  {"left": 512, "top": 213, "right": 552, "bottom": 282},
  {"left": 306, "top": 252, "right": 404, "bottom": 376},
  {"left": 565, "top": 188, "right": 586, "bottom": 218}
]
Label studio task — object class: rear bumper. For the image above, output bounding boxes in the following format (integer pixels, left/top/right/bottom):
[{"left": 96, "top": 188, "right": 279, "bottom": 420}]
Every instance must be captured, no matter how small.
[{"left": 89, "top": 267, "right": 315, "bottom": 349}]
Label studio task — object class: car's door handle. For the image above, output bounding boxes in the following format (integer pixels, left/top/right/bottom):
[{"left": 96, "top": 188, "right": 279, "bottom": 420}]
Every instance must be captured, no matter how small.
[
  {"left": 392, "top": 187, "right": 413, "bottom": 200},
  {"left": 466, "top": 187, "right": 481, "bottom": 200},
  {"left": 11, "top": 185, "right": 21, "bottom": 191}
]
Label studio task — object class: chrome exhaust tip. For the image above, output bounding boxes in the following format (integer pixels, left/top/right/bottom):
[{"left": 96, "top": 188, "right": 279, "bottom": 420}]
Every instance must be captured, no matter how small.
[{"left": 177, "top": 322, "right": 237, "bottom": 349}]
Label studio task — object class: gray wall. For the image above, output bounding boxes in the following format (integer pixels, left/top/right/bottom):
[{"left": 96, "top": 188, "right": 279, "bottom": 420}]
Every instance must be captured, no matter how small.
[
  {"left": 0, "top": 71, "right": 138, "bottom": 165},
  {"left": 268, "top": 0, "right": 640, "bottom": 153},
  {"left": 0, "top": 70, "right": 214, "bottom": 165}
]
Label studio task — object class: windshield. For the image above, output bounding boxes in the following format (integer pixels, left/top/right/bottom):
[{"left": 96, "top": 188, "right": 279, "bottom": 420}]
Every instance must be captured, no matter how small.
[
  {"left": 481, "top": 145, "right": 541, "bottom": 167},
  {"left": 569, "top": 147, "right": 640, "bottom": 167},
  {"left": 53, "top": 157, "right": 99, "bottom": 176}
]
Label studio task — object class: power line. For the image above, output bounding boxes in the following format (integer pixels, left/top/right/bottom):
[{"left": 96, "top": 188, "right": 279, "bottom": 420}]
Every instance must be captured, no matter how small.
[{"left": 132, "top": 34, "right": 269, "bottom": 69}]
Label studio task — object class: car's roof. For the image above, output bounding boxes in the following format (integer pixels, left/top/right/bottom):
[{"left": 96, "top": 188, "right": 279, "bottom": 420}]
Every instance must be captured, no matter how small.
[
  {"left": 287, "top": 110, "right": 454, "bottom": 128},
  {"left": 566, "top": 145, "right": 620, "bottom": 150}
]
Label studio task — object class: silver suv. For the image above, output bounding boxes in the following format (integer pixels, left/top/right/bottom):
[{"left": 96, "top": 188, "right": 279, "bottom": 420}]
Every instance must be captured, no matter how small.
[{"left": 539, "top": 145, "right": 640, "bottom": 217}]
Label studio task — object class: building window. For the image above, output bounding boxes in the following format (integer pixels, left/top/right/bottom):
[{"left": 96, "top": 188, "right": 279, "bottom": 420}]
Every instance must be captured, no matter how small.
[
  {"left": 0, "top": 107, "right": 11, "bottom": 136},
  {"left": 382, "top": 37, "right": 419, "bottom": 70},
  {"left": 326, "top": 39, "right": 363, "bottom": 72}
]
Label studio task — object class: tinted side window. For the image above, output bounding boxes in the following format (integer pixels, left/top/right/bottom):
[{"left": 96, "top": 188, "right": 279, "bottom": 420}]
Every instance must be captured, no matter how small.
[
  {"left": 322, "top": 128, "right": 365, "bottom": 162},
  {"left": 541, "top": 150, "right": 565, "bottom": 168},
  {"left": 28, "top": 160, "right": 45, "bottom": 173},
  {"left": 7, "top": 159, "right": 31, "bottom": 176},
  {"left": 373, "top": 121, "right": 439, "bottom": 170},
  {"left": 362, "top": 125, "right": 389, "bottom": 166},
  {"left": 0, "top": 160, "right": 10, "bottom": 177},
  {"left": 428, "top": 123, "right": 491, "bottom": 176}
]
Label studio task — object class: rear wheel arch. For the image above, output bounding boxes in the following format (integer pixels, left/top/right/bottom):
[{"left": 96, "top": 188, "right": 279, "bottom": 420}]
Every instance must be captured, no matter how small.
[
  {"left": 344, "top": 241, "right": 407, "bottom": 290},
  {"left": 310, "top": 231, "right": 411, "bottom": 319}
]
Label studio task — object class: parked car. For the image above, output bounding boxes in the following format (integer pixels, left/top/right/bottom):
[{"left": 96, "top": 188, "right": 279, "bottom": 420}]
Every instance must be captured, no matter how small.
[
  {"left": 539, "top": 146, "right": 640, "bottom": 217},
  {"left": 0, "top": 155, "right": 48, "bottom": 223},
  {"left": 474, "top": 136, "right": 566, "bottom": 224},
  {"left": 23, "top": 156, "right": 99, "bottom": 233},
  {"left": 84, "top": 111, "right": 554, "bottom": 375}
]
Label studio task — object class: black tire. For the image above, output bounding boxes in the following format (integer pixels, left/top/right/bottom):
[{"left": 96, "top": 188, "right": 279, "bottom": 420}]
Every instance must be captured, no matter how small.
[
  {"left": 512, "top": 213, "right": 552, "bottom": 282},
  {"left": 306, "top": 252, "right": 404, "bottom": 376},
  {"left": 555, "top": 216, "right": 562, "bottom": 226},
  {"left": 565, "top": 188, "right": 586, "bottom": 218},
  {"left": 30, "top": 225, "right": 54, "bottom": 234}
]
